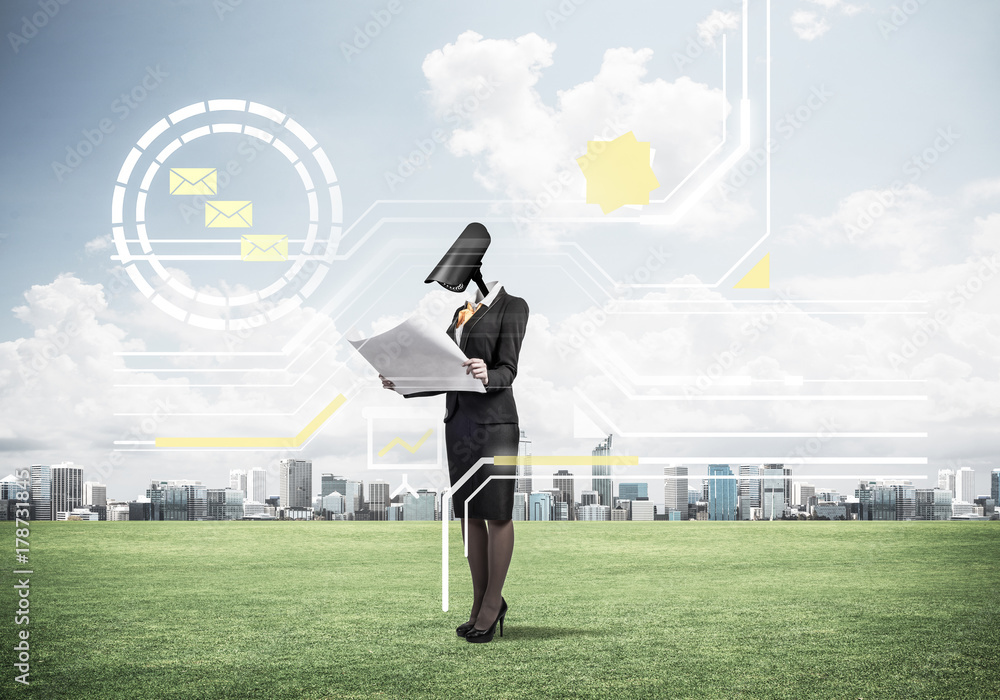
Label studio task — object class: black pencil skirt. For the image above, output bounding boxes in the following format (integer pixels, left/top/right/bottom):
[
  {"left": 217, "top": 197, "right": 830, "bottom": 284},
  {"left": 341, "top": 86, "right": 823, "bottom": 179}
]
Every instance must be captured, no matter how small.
[{"left": 446, "top": 414, "right": 519, "bottom": 520}]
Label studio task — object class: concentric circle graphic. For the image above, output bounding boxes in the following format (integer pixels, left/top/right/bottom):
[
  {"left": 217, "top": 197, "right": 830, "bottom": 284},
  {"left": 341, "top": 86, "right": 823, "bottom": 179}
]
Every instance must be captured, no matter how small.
[{"left": 111, "top": 99, "right": 342, "bottom": 329}]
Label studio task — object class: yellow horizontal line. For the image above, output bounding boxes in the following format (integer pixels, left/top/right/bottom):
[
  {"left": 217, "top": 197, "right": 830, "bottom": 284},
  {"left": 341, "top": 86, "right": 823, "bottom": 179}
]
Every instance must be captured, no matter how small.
[
  {"left": 154, "top": 394, "right": 347, "bottom": 448},
  {"left": 494, "top": 456, "right": 639, "bottom": 466}
]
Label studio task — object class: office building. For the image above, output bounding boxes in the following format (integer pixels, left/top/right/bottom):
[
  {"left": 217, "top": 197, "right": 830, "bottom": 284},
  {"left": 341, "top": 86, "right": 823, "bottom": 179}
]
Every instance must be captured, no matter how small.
[
  {"left": 106, "top": 503, "right": 129, "bottom": 521},
  {"left": 738, "top": 465, "right": 761, "bottom": 520},
  {"left": 51, "top": 463, "right": 84, "bottom": 517},
  {"left": 915, "top": 488, "right": 953, "bottom": 520},
  {"left": 321, "top": 473, "right": 345, "bottom": 498},
  {"left": 580, "top": 490, "right": 599, "bottom": 506},
  {"left": 937, "top": 469, "right": 956, "bottom": 497},
  {"left": 229, "top": 469, "right": 247, "bottom": 496},
  {"left": 761, "top": 466, "right": 786, "bottom": 520},
  {"left": 592, "top": 435, "right": 614, "bottom": 507},
  {"left": 368, "top": 480, "right": 389, "bottom": 520},
  {"left": 83, "top": 482, "right": 107, "bottom": 507},
  {"left": 663, "top": 465, "right": 689, "bottom": 520},
  {"left": 279, "top": 459, "right": 312, "bottom": 511},
  {"left": 529, "top": 492, "right": 553, "bottom": 521},
  {"left": 30, "top": 465, "right": 52, "bottom": 521},
  {"left": 992, "top": 469, "right": 999, "bottom": 503},
  {"left": 512, "top": 492, "right": 528, "bottom": 521},
  {"left": 207, "top": 488, "right": 244, "bottom": 520},
  {"left": 577, "top": 504, "right": 611, "bottom": 521},
  {"left": 553, "top": 469, "right": 575, "bottom": 520},
  {"left": 161, "top": 481, "right": 208, "bottom": 521},
  {"left": 707, "top": 465, "right": 738, "bottom": 521},
  {"left": 813, "top": 501, "right": 847, "bottom": 520},
  {"left": 553, "top": 500, "right": 568, "bottom": 521},
  {"left": 619, "top": 482, "right": 648, "bottom": 502},
  {"left": 321, "top": 492, "right": 346, "bottom": 515},
  {"left": 247, "top": 468, "right": 267, "bottom": 503},
  {"left": 403, "top": 489, "right": 436, "bottom": 521},
  {"left": 792, "top": 482, "right": 816, "bottom": 508},
  {"left": 956, "top": 467, "right": 976, "bottom": 504},
  {"left": 611, "top": 504, "right": 628, "bottom": 521},
  {"left": 631, "top": 500, "right": 654, "bottom": 521},
  {"left": 516, "top": 430, "right": 533, "bottom": 493}
]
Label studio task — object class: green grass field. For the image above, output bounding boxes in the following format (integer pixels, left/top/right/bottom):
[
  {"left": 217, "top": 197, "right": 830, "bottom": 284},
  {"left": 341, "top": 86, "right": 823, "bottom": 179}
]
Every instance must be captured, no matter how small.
[{"left": 2, "top": 521, "right": 998, "bottom": 699}]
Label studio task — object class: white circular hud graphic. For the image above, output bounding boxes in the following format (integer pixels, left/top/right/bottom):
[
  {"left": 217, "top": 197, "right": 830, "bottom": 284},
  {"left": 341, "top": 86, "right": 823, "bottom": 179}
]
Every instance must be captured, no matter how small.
[{"left": 111, "top": 100, "right": 342, "bottom": 329}]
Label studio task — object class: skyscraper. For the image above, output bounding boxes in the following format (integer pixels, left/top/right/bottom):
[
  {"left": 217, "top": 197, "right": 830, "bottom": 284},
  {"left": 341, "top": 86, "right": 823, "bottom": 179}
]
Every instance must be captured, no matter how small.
[
  {"left": 760, "top": 465, "right": 785, "bottom": 520},
  {"left": 30, "top": 465, "right": 51, "bottom": 521},
  {"left": 368, "top": 480, "right": 389, "bottom": 520},
  {"left": 992, "top": 469, "right": 999, "bottom": 503},
  {"left": 738, "top": 465, "right": 761, "bottom": 520},
  {"left": 592, "top": 435, "right": 613, "bottom": 507},
  {"left": 553, "top": 469, "right": 575, "bottom": 520},
  {"left": 515, "top": 430, "right": 533, "bottom": 493},
  {"left": 707, "top": 465, "right": 737, "bottom": 521},
  {"left": 229, "top": 469, "right": 247, "bottom": 496},
  {"left": 663, "top": 465, "right": 689, "bottom": 520},
  {"left": 619, "top": 482, "right": 648, "bottom": 502},
  {"left": 279, "top": 459, "right": 312, "bottom": 511},
  {"left": 937, "top": 468, "right": 956, "bottom": 497},
  {"left": 792, "top": 482, "right": 816, "bottom": 508},
  {"left": 529, "top": 492, "right": 553, "bottom": 521},
  {"left": 321, "top": 473, "right": 342, "bottom": 498},
  {"left": 247, "top": 467, "right": 266, "bottom": 503},
  {"left": 955, "top": 467, "right": 976, "bottom": 503},
  {"left": 83, "top": 482, "right": 107, "bottom": 507},
  {"left": 51, "top": 462, "right": 83, "bottom": 516}
]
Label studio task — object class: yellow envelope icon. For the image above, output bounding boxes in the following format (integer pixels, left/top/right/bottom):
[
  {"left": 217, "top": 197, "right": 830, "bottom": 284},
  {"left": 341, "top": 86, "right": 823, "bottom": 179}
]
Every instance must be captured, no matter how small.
[
  {"left": 169, "top": 168, "right": 217, "bottom": 195},
  {"left": 241, "top": 235, "right": 287, "bottom": 261},
  {"left": 206, "top": 201, "right": 253, "bottom": 227}
]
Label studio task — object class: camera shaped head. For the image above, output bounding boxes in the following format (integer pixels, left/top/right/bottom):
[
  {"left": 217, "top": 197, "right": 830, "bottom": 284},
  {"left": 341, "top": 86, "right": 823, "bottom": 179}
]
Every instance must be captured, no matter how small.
[{"left": 424, "top": 222, "right": 491, "bottom": 294}]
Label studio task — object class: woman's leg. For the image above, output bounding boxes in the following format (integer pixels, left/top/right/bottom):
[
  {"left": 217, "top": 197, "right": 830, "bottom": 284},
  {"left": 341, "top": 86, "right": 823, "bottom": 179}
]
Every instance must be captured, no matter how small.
[
  {"left": 475, "top": 518, "right": 514, "bottom": 629},
  {"left": 461, "top": 517, "right": 490, "bottom": 624}
]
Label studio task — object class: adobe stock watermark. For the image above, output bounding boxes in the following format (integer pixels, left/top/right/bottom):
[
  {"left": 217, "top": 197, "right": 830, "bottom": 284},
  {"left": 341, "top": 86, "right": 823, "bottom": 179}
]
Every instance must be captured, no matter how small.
[
  {"left": 845, "top": 127, "right": 959, "bottom": 242},
  {"left": 555, "top": 245, "right": 670, "bottom": 362},
  {"left": 52, "top": 65, "right": 169, "bottom": 182},
  {"left": 340, "top": 0, "right": 404, "bottom": 63},
  {"left": 684, "top": 288, "right": 798, "bottom": 400},
  {"left": 177, "top": 107, "right": 297, "bottom": 223},
  {"left": 214, "top": 0, "right": 242, "bottom": 21},
  {"left": 545, "top": 0, "right": 589, "bottom": 29},
  {"left": 877, "top": 0, "right": 930, "bottom": 38},
  {"left": 512, "top": 116, "right": 624, "bottom": 233},
  {"left": 673, "top": 10, "right": 739, "bottom": 70},
  {"left": 719, "top": 86, "right": 833, "bottom": 196},
  {"left": 887, "top": 253, "right": 998, "bottom": 370},
  {"left": 7, "top": 0, "right": 70, "bottom": 54},
  {"left": 384, "top": 76, "right": 499, "bottom": 193}
]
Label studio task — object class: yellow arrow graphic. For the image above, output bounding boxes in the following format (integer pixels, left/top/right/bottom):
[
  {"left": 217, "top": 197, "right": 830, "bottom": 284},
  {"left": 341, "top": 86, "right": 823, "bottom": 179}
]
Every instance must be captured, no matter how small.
[
  {"left": 154, "top": 395, "right": 347, "bottom": 448},
  {"left": 378, "top": 428, "right": 434, "bottom": 458}
]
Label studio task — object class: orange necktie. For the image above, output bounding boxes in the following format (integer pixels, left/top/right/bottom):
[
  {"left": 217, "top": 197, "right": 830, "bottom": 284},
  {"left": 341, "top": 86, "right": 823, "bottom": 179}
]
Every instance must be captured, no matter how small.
[{"left": 456, "top": 302, "right": 482, "bottom": 329}]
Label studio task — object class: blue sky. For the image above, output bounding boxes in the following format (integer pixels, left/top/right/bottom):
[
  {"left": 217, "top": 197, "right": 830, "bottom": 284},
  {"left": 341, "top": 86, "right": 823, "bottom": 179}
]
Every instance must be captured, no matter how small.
[{"left": 1, "top": 0, "right": 998, "bottom": 503}]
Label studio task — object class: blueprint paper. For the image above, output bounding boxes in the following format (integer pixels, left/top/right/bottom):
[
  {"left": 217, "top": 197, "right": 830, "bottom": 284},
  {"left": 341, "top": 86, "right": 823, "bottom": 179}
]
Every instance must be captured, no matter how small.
[{"left": 348, "top": 315, "right": 486, "bottom": 395}]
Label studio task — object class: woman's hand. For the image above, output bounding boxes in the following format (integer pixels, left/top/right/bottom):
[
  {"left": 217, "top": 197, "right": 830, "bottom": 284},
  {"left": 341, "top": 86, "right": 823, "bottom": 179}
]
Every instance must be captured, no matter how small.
[
  {"left": 463, "top": 358, "right": 489, "bottom": 386},
  {"left": 379, "top": 374, "right": 395, "bottom": 391}
]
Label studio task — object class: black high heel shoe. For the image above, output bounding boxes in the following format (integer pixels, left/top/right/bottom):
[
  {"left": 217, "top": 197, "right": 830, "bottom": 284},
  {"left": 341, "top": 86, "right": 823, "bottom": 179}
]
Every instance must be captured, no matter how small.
[
  {"left": 465, "top": 598, "right": 507, "bottom": 644},
  {"left": 457, "top": 597, "right": 505, "bottom": 637}
]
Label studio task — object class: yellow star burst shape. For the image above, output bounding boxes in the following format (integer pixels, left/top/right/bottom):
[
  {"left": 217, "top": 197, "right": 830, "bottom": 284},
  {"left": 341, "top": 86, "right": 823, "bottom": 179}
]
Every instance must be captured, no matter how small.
[{"left": 576, "top": 131, "right": 660, "bottom": 214}]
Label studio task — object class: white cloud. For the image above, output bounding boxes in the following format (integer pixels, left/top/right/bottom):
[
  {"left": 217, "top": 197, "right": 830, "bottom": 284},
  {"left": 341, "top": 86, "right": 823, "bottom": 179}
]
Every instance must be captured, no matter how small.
[
  {"left": 422, "top": 32, "right": 728, "bottom": 223},
  {"left": 792, "top": 0, "right": 865, "bottom": 40},
  {"left": 697, "top": 10, "right": 740, "bottom": 47},
  {"left": 791, "top": 10, "right": 831, "bottom": 40},
  {"left": 84, "top": 234, "right": 113, "bottom": 255}
]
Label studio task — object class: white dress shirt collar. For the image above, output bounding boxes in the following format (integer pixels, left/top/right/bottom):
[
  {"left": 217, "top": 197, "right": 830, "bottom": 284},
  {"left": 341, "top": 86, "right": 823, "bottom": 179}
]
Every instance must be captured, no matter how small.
[{"left": 455, "top": 281, "right": 502, "bottom": 344}]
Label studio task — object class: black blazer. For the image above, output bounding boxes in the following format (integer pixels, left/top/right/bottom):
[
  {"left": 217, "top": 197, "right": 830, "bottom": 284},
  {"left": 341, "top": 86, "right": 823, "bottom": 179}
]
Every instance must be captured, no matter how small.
[{"left": 407, "top": 288, "right": 529, "bottom": 424}]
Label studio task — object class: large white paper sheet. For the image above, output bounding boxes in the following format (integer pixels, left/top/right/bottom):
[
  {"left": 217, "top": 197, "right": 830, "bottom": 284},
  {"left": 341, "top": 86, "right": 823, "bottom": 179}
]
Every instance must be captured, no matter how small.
[{"left": 348, "top": 315, "right": 486, "bottom": 395}]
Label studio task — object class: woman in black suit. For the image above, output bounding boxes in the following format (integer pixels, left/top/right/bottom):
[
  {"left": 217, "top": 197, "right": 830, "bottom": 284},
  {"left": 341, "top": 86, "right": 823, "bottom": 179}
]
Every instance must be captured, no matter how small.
[{"left": 381, "top": 223, "right": 529, "bottom": 644}]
